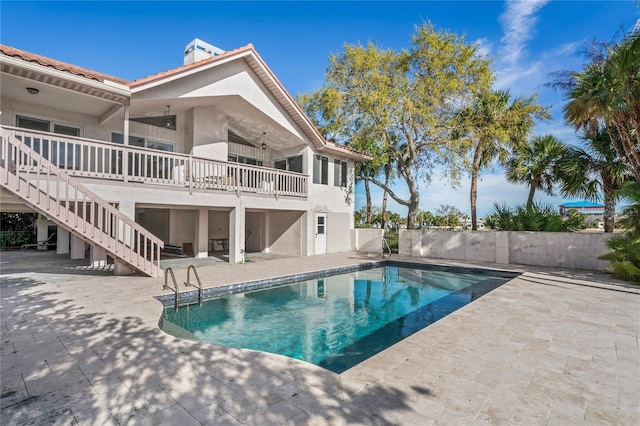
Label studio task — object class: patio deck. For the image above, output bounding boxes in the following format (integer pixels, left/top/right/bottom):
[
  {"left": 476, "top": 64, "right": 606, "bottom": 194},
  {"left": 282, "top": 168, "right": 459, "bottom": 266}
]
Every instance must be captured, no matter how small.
[{"left": 1, "top": 251, "right": 638, "bottom": 425}]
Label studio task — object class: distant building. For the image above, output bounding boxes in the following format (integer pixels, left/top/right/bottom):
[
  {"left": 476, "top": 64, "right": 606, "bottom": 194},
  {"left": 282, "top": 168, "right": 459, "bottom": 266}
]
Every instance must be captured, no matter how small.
[{"left": 559, "top": 201, "right": 606, "bottom": 228}]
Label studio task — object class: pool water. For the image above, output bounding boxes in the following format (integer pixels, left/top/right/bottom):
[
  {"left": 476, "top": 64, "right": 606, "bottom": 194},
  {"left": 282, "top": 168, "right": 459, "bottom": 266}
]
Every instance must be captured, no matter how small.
[{"left": 159, "top": 266, "right": 512, "bottom": 373}]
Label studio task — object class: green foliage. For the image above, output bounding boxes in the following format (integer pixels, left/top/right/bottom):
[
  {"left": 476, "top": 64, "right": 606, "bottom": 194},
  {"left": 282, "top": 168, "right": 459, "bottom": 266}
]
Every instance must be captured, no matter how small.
[
  {"left": 505, "top": 135, "right": 568, "bottom": 207},
  {"left": 455, "top": 89, "right": 548, "bottom": 229},
  {"left": 557, "top": 128, "right": 631, "bottom": 232},
  {"left": 562, "top": 31, "right": 640, "bottom": 181},
  {"left": 600, "top": 181, "right": 640, "bottom": 284},
  {"left": 484, "top": 202, "right": 586, "bottom": 232},
  {"left": 298, "top": 21, "right": 493, "bottom": 228},
  {"left": 600, "top": 235, "right": 640, "bottom": 284}
]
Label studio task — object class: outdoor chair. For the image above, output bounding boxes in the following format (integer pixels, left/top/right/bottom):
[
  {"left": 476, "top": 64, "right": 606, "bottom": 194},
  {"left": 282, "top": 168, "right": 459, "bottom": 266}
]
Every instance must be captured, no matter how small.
[{"left": 20, "top": 233, "right": 57, "bottom": 251}]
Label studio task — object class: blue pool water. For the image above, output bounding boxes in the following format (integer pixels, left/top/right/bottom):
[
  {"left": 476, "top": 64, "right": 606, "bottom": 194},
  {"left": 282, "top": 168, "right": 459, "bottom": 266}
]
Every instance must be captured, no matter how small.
[{"left": 159, "top": 265, "right": 513, "bottom": 373}]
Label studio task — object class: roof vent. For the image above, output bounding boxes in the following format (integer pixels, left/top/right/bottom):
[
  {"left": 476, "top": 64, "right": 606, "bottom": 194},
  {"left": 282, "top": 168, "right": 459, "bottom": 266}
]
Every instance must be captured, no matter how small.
[{"left": 184, "top": 38, "right": 226, "bottom": 65}]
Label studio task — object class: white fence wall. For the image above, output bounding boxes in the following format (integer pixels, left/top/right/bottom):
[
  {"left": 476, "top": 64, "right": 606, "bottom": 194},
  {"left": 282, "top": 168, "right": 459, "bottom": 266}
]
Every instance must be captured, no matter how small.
[
  {"left": 399, "top": 230, "right": 612, "bottom": 271},
  {"left": 351, "top": 229, "right": 384, "bottom": 254}
]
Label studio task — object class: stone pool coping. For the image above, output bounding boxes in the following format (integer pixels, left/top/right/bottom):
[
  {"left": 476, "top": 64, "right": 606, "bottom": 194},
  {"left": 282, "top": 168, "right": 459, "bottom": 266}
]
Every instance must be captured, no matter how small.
[{"left": 1, "top": 251, "right": 638, "bottom": 424}]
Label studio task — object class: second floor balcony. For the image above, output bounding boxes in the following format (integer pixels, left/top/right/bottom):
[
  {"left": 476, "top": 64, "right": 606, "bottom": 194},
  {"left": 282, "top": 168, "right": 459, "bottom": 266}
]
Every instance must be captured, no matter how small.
[{"left": 3, "top": 126, "right": 308, "bottom": 198}]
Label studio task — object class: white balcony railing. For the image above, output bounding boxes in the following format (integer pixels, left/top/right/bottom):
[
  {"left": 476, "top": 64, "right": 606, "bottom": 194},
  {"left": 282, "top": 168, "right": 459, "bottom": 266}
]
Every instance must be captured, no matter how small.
[{"left": 2, "top": 127, "right": 308, "bottom": 198}]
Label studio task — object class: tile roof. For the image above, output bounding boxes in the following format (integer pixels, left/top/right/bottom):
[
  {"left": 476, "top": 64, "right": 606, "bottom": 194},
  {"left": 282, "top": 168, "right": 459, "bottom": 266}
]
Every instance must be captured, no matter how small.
[
  {"left": 129, "top": 44, "right": 254, "bottom": 88},
  {"left": 0, "top": 44, "right": 130, "bottom": 86}
]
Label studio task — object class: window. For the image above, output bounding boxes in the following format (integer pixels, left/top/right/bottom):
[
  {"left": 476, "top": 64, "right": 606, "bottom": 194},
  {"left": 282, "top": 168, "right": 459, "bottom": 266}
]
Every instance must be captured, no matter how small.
[
  {"left": 228, "top": 154, "right": 263, "bottom": 167},
  {"left": 16, "top": 115, "right": 81, "bottom": 169},
  {"left": 16, "top": 116, "right": 49, "bottom": 132},
  {"left": 111, "top": 133, "right": 174, "bottom": 152},
  {"left": 274, "top": 155, "right": 303, "bottom": 173},
  {"left": 313, "top": 155, "right": 328, "bottom": 185},
  {"left": 334, "top": 160, "right": 348, "bottom": 187},
  {"left": 53, "top": 124, "right": 80, "bottom": 137},
  {"left": 16, "top": 115, "right": 80, "bottom": 136}
]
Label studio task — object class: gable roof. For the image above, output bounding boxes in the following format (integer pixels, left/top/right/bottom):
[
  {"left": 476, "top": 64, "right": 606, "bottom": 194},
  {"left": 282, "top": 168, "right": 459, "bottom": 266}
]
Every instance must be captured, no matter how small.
[{"left": 0, "top": 43, "right": 370, "bottom": 161}]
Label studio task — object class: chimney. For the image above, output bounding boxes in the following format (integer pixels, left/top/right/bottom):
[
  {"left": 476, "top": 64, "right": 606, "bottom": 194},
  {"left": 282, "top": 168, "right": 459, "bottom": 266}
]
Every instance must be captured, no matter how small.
[{"left": 184, "top": 38, "right": 226, "bottom": 65}]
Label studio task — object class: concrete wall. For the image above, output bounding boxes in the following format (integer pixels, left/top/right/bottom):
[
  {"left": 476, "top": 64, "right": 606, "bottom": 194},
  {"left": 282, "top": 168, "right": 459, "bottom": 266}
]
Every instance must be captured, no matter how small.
[
  {"left": 399, "top": 229, "right": 611, "bottom": 271},
  {"left": 268, "top": 211, "right": 306, "bottom": 256},
  {"left": 351, "top": 229, "right": 384, "bottom": 254}
]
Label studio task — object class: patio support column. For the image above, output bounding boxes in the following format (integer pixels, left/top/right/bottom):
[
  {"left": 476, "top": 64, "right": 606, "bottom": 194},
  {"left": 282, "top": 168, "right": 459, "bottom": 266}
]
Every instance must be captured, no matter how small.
[
  {"left": 194, "top": 208, "right": 209, "bottom": 258},
  {"left": 56, "top": 227, "right": 70, "bottom": 254},
  {"left": 263, "top": 211, "right": 270, "bottom": 253},
  {"left": 36, "top": 216, "right": 49, "bottom": 251},
  {"left": 123, "top": 101, "right": 130, "bottom": 182},
  {"left": 229, "top": 205, "right": 245, "bottom": 264},
  {"left": 70, "top": 235, "right": 85, "bottom": 259},
  {"left": 90, "top": 245, "right": 108, "bottom": 268}
]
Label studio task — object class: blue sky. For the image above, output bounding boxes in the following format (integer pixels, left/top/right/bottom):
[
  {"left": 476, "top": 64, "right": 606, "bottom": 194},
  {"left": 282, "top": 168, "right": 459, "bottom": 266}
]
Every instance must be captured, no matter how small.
[{"left": 2, "top": 1, "right": 638, "bottom": 217}]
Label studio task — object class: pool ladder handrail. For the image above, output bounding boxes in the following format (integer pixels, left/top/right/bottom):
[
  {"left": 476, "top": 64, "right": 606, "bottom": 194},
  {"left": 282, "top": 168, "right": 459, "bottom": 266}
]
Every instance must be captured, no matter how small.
[
  {"left": 162, "top": 266, "right": 203, "bottom": 311},
  {"left": 163, "top": 267, "right": 182, "bottom": 310},
  {"left": 382, "top": 237, "right": 392, "bottom": 259},
  {"left": 186, "top": 264, "right": 203, "bottom": 306}
]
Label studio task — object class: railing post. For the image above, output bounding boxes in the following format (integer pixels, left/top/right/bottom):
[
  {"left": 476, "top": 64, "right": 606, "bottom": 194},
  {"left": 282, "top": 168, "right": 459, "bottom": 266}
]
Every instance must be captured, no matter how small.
[
  {"left": 188, "top": 156, "right": 193, "bottom": 194},
  {"left": 235, "top": 162, "right": 240, "bottom": 197}
]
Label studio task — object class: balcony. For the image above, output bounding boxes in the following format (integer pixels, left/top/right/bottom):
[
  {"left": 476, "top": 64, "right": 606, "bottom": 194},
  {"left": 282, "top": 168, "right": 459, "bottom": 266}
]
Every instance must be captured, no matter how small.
[{"left": 2, "top": 126, "right": 308, "bottom": 198}]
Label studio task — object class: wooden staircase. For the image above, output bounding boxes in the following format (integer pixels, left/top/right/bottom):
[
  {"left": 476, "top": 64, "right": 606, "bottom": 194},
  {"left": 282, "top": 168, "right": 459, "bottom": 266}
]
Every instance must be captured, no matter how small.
[{"left": 0, "top": 128, "right": 163, "bottom": 277}]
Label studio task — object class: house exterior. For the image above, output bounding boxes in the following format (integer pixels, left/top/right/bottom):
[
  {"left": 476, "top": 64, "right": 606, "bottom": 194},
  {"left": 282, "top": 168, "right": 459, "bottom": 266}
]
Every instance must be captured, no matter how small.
[
  {"left": 0, "top": 39, "right": 369, "bottom": 277},
  {"left": 559, "top": 201, "right": 606, "bottom": 228}
]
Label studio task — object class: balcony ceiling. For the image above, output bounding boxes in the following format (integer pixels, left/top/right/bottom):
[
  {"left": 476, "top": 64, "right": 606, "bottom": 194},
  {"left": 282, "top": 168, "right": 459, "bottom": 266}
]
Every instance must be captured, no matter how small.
[
  {"left": 1, "top": 73, "right": 121, "bottom": 116},
  {"left": 130, "top": 95, "right": 307, "bottom": 152}
]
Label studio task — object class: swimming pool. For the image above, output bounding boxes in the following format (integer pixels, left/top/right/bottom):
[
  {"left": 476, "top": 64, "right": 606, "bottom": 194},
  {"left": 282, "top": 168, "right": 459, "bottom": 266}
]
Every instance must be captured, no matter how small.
[{"left": 158, "top": 262, "right": 517, "bottom": 373}]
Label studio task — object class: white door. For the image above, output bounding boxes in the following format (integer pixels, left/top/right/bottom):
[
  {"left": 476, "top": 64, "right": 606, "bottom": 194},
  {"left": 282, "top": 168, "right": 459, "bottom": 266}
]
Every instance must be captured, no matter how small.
[{"left": 315, "top": 213, "right": 327, "bottom": 255}]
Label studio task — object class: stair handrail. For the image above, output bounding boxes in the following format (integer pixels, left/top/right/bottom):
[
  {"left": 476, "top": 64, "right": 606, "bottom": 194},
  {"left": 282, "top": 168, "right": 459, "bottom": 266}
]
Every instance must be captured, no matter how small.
[{"left": 1, "top": 128, "right": 164, "bottom": 276}]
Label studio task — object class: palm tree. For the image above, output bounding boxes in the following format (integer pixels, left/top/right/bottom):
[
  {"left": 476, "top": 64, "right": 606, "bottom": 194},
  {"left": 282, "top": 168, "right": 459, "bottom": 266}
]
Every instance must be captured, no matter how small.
[
  {"left": 456, "top": 90, "right": 547, "bottom": 230},
  {"left": 558, "top": 129, "right": 631, "bottom": 232},
  {"left": 563, "top": 32, "right": 640, "bottom": 181},
  {"left": 505, "top": 135, "right": 568, "bottom": 208}
]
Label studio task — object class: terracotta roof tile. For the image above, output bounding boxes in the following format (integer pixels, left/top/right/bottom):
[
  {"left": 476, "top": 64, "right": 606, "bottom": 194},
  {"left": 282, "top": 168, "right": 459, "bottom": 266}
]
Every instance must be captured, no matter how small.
[
  {"left": 129, "top": 44, "right": 254, "bottom": 88},
  {"left": 326, "top": 140, "right": 370, "bottom": 156},
  {"left": 0, "top": 44, "right": 130, "bottom": 86}
]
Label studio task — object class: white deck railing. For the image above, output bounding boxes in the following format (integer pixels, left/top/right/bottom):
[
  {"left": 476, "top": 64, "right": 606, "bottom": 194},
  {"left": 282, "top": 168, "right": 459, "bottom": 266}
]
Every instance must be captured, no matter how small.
[
  {"left": 0, "top": 128, "right": 164, "bottom": 277},
  {"left": 2, "top": 126, "right": 308, "bottom": 198}
]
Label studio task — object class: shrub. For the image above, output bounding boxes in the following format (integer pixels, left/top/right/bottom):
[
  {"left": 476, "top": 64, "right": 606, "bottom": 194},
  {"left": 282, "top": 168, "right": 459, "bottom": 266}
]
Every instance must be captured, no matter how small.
[{"left": 483, "top": 202, "right": 587, "bottom": 232}]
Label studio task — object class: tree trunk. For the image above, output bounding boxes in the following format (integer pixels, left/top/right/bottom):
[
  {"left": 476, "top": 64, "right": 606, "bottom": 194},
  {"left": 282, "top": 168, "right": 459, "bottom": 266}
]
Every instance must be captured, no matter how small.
[
  {"left": 526, "top": 178, "right": 538, "bottom": 208},
  {"left": 603, "top": 180, "right": 616, "bottom": 233},
  {"left": 365, "top": 179, "right": 373, "bottom": 223},
  {"left": 405, "top": 172, "right": 420, "bottom": 229},
  {"left": 470, "top": 145, "right": 483, "bottom": 231},
  {"left": 381, "top": 163, "right": 391, "bottom": 230}
]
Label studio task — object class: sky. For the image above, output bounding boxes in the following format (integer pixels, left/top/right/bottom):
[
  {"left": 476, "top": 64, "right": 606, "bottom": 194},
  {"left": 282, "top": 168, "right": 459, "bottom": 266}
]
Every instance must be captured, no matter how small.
[{"left": 2, "top": 1, "right": 638, "bottom": 217}]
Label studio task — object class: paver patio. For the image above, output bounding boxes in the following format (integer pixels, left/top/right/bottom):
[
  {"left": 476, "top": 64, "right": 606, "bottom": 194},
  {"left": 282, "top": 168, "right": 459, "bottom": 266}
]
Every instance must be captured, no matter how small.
[{"left": 1, "top": 251, "right": 638, "bottom": 425}]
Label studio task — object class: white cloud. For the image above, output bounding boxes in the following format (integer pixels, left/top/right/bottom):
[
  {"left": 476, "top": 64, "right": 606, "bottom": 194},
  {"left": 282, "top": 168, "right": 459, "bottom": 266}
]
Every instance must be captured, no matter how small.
[
  {"left": 474, "top": 37, "right": 493, "bottom": 58},
  {"left": 499, "top": 0, "right": 549, "bottom": 64}
]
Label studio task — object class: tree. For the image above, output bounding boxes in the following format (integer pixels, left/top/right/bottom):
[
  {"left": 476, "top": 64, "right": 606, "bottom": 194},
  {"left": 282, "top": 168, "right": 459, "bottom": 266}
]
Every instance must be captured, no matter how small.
[
  {"left": 558, "top": 129, "right": 631, "bottom": 232},
  {"left": 455, "top": 90, "right": 548, "bottom": 230},
  {"left": 505, "top": 135, "right": 568, "bottom": 208},
  {"left": 561, "top": 32, "right": 640, "bottom": 181},
  {"left": 298, "top": 22, "right": 492, "bottom": 228}
]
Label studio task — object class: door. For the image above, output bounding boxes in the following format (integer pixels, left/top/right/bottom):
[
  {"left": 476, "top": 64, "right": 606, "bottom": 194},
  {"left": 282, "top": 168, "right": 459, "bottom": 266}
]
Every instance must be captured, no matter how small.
[{"left": 315, "top": 213, "right": 327, "bottom": 255}]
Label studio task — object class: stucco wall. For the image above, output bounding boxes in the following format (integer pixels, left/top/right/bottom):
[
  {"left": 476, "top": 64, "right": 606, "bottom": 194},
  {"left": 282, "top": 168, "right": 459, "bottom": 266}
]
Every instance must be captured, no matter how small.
[
  {"left": 268, "top": 211, "right": 306, "bottom": 256},
  {"left": 399, "top": 229, "right": 612, "bottom": 271},
  {"left": 351, "top": 229, "right": 384, "bottom": 254}
]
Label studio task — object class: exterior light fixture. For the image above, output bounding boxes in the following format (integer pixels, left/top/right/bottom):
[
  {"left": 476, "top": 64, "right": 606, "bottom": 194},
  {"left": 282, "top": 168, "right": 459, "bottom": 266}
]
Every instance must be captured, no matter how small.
[
  {"left": 26, "top": 87, "right": 39, "bottom": 95},
  {"left": 261, "top": 132, "right": 267, "bottom": 150},
  {"left": 165, "top": 105, "right": 172, "bottom": 128}
]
